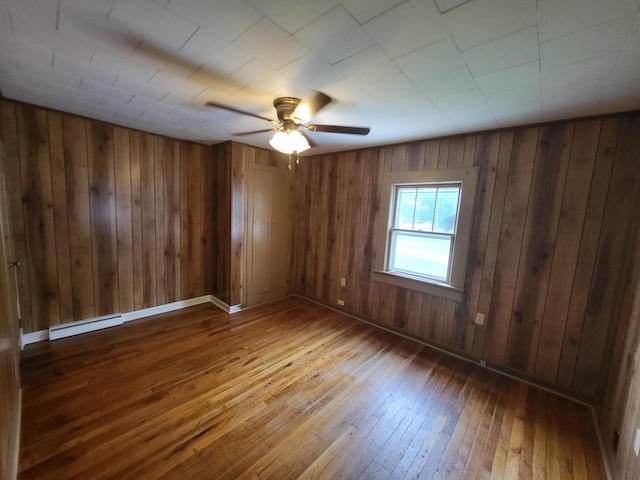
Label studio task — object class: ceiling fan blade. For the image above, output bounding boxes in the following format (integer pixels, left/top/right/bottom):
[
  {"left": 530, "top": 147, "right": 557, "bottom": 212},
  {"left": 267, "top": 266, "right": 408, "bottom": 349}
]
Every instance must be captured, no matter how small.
[
  {"left": 293, "top": 91, "right": 332, "bottom": 123},
  {"left": 232, "top": 128, "right": 277, "bottom": 136},
  {"left": 309, "top": 124, "right": 370, "bottom": 135},
  {"left": 205, "top": 101, "right": 276, "bottom": 123}
]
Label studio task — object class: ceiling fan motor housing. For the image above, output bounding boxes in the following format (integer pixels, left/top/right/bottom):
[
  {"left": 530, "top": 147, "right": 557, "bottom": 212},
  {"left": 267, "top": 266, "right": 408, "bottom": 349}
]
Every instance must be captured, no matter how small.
[{"left": 273, "top": 97, "right": 302, "bottom": 122}]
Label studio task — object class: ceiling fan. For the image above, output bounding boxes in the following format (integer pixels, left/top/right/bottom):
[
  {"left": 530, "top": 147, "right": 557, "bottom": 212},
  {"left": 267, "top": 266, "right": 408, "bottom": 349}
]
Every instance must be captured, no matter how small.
[{"left": 205, "top": 91, "right": 370, "bottom": 164}]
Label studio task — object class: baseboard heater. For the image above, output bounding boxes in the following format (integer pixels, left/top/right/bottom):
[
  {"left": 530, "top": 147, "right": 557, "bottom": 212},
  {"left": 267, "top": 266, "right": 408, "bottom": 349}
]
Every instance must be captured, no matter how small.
[{"left": 49, "top": 314, "right": 123, "bottom": 341}]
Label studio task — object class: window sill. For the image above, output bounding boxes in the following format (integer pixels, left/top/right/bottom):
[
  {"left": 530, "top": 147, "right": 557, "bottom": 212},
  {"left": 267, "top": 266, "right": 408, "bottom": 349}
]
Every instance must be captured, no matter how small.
[{"left": 373, "top": 270, "right": 464, "bottom": 303}]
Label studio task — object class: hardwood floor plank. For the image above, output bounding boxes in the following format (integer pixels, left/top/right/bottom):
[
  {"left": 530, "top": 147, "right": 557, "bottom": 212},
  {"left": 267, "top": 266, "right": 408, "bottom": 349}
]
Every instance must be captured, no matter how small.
[{"left": 19, "top": 297, "right": 605, "bottom": 479}]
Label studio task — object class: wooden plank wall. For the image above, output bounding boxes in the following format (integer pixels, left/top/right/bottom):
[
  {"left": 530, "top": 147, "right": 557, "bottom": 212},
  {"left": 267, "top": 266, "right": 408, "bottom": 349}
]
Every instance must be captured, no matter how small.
[
  {"left": 598, "top": 117, "right": 640, "bottom": 478},
  {"left": 291, "top": 111, "right": 640, "bottom": 400},
  {"left": 0, "top": 99, "right": 214, "bottom": 334},
  {"left": 0, "top": 126, "right": 21, "bottom": 480}
]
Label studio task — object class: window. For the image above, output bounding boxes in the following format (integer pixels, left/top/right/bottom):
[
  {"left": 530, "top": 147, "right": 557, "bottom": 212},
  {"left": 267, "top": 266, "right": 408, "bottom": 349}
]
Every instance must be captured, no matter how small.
[{"left": 373, "top": 168, "right": 479, "bottom": 302}]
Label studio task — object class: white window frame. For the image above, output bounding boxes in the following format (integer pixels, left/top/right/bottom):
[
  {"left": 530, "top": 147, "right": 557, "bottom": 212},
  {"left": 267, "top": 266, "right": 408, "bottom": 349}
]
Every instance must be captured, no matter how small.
[{"left": 373, "top": 167, "right": 479, "bottom": 302}]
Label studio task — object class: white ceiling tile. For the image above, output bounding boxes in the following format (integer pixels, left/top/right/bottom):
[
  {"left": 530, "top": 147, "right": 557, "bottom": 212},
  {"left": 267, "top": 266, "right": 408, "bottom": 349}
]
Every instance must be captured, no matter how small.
[
  {"left": 417, "top": 67, "right": 475, "bottom": 99},
  {"left": 114, "top": 75, "right": 168, "bottom": 101},
  {"left": 475, "top": 61, "right": 540, "bottom": 95},
  {"left": 333, "top": 46, "right": 400, "bottom": 86},
  {"left": 54, "top": 53, "right": 118, "bottom": 86},
  {"left": 542, "top": 79, "right": 606, "bottom": 114},
  {"left": 609, "top": 60, "right": 640, "bottom": 86},
  {"left": 90, "top": 49, "right": 157, "bottom": 84},
  {"left": 394, "top": 37, "right": 465, "bottom": 82},
  {"left": 538, "top": 0, "right": 640, "bottom": 42},
  {"left": 341, "top": 0, "right": 404, "bottom": 24},
  {"left": 433, "top": 0, "right": 472, "bottom": 14},
  {"left": 446, "top": 102, "right": 498, "bottom": 130},
  {"left": 295, "top": 6, "right": 375, "bottom": 64},
  {"left": 188, "top": 66, "right": 246, "bottom": 97},
  {"left": 541, "top": 53, "right": 619, "bottom": 91},
  {"left": 16, "top": 57, "right": 82, "bottom": 88},
  {"left": 81, "top": 78, "right": 134, "bottom": 104},
  {"left": 540, "top": 16, "right": 634, "bottom": 71},
  {"left": 230, "top": 58, "right": 292, "bottom": 93},
  {"left": 491, "top": 99, "right": 542, "bottom": 125},
  {"left": 49, "top": 82, "right": 103, "bottom": 105},
  {"left": 168, "top": 0, "right": 262, "bottom": 43},
  {"left": 131, "top": 39, "right": 200, "bottom": 79},
  {"left": 5, "top": 0, "right": 58, "bottom": 28},
  {"left": 444, "top": 0, "right": 537, "bottom": 51},
  {"left": 0, "top": 49, "right": 15, "bottom": 70},
  {"left": 359, "top": 73, "right": 421, "bottom": 101},
  {"left": 364, "top": 0, "right": 448, "bottom": 59},
  {"left": 247, "top": 0, "right": 337, "bottom": 33},
  {"left": 128, "top": 94, "right": 175, "bottom": 114},
  {"left": 109, "top": 0, "right": 198, "bottom": 52},
  {"left": 432, "top": 87, "right": 486, "bottom": 112},
  {"left": 233, "top": 17, "right": 308, "bottom": 70},
  {"left": 149, "top": 69, "right": 206, "bottom": 99},
  {"left": 277, "top": 54, "right": 345, "bottom": 90},
  {"left": 8, "top": 35, "right": 52, "bottom": 66},
  {"left": 0, "top": 6, "right": 10, "bottom": 32},
  {"left": 484, "top": 84, "right": 540, "bottom": 109},
  {"left": 618, "top": 29, "right": 640, "bottom": 64},
  {"left": 462, "top": 26, "right": 539, "bottom": 77},
  {"left": 317, "top": 78, "right": 374, "bottom": 107},
  {"left": 178, "top": 28, "right": 252, "bottom": 75}
]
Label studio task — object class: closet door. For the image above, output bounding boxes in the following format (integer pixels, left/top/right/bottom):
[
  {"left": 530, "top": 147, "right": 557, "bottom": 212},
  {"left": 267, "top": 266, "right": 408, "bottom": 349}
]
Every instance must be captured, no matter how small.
[{"left": 246, "top": 164, "right": 290, "bottom": 306}]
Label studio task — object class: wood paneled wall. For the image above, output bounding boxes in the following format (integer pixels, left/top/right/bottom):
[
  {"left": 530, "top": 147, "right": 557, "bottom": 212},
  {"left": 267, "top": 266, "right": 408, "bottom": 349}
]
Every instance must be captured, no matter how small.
[
  {"left": 0, "top": 99, "right": 214, "bottom": 334},
  {"left": 291, "top": 112, "right": 640, "bottom": 400},
  {"left": 0, "top": 127, "right": 21, "bottom": 480},
  {"left": 599, "top": 164, "right": 640, "bottom": 478}
]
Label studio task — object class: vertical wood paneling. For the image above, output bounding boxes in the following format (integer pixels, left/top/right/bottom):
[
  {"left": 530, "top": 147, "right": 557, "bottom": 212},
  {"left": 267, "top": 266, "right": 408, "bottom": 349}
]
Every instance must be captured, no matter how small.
[
  {"left": 187, "top": 143, "right": 202, "bottom": 298},
  {"left": 0, "top": 101, "right": 33, "bottom": 329},
  {"left": 18, "top": 106, "right": 60, "bottom": 330},
  {"left": 48, "top": 112, "right": 73, "bottom": 323},
  {"left": 114, "top": 127, "right": 134, "bottom": 314},
  {"left": 163, "top": 138, "right": 181, "bottom": 304},
  {"left": 87, "top": 121, "right": 118, "bottom": 316},
  {"left": 556, "top": 119, "right": 619, "bottom": 389},
  {"left": 154, "top": 137, "right": 166, "bottom": 306},
  {"left": 62, "top": 115, "right": 94, "bottom": 321},
  {"left": 140, "top": 133, "right": 157, "bottom": 309},
  {"left": 291, "top": 111, "right": 640, "bottom": 400},
  {"left": 129, "top": 131, "right": 144, "bottom": 311},
  {"left": 3, "top": 99, "right": 213, "bottom": 331}
]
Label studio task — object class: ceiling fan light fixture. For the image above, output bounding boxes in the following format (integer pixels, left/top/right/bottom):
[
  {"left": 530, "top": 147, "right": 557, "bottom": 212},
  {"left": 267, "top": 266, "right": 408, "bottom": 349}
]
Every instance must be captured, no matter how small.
[{"left": 269, "top": 129, "right": 310, "bottom": 154}]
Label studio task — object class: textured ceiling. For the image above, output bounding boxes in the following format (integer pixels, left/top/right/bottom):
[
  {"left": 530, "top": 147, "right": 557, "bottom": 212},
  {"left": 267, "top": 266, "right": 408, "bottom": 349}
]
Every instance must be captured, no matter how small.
[{"left": 1, "top": 0, "right": 640, "bottom": 154}]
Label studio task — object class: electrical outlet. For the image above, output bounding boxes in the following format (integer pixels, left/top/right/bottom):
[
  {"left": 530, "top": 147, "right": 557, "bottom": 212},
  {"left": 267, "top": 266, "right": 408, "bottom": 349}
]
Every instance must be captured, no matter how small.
[
  {"left": 340, "top": 277, "right": 346, "bottom": 287},
  {"left": 634, "top": 429, "right": 640, "bottom": 456},
  {"left": 479, "top": 360, "right": 487, "bottom": 367},
  {"left": 337, "top": 299, "right": 345, "bottom": 306},
  {"left": 475, "top": 313, "right": 485, "bottom": 325}
]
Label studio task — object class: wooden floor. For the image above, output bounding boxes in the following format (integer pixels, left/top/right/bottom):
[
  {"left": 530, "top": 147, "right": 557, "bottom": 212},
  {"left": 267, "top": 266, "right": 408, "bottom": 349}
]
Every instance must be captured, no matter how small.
[{"left": 18, "top": 296, "right": 606, "bottom": 479}]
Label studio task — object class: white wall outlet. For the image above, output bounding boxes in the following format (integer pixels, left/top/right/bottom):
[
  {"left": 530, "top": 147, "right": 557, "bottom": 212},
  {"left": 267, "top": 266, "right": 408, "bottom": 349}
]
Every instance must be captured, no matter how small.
[
  {"left": 340, "top": 277, "right": 346, "bottom": 287},
  {"left": 634, "top": 428, "right": 640, "bottom": 456},
  {"left": 479, "top": 360, "right": 487, "bottom": 367},
  {"left": 337, "top": 299, "right": 345, "bottom": 306},
  {"left": 475, "top": 313, "right": 485, "bottom": 325}
]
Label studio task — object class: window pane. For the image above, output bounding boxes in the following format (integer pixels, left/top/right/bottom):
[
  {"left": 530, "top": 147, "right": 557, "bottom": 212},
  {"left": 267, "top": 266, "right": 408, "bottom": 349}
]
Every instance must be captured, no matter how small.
[
  {"left": 389, "top": 231, "right": 451, "bottom": 281},
  {"left": 414, "top": 188, "right": 436, "bottom": 231},
  {"left": 434, "top": 187, "right": 460, "bottom": 233},
  {"left": 395, "top": 188, "right": 417, "bottom": 229}
]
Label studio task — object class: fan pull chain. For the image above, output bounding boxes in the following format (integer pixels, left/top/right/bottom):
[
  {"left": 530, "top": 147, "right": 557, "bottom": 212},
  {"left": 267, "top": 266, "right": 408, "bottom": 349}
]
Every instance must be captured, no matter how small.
[{"left": 287, "top": 152, "right": 301, "bottom": 170}]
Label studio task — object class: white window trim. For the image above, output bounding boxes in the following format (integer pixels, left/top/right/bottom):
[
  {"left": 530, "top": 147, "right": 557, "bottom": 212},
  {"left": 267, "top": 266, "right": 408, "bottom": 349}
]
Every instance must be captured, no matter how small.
[{"left": 373, "top": 167, "right": 479, "bottom": 303}]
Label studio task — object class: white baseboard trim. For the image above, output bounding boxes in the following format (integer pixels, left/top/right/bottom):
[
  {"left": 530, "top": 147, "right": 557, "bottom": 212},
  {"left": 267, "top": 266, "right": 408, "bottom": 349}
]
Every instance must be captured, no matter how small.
[
  {"left": 21, "top": 329, "right": 49, "bottom": 346},
  {"left": 49, "top": 314, "right": 123, "bottom": 341},
  {"left": 122, "top": 295, "right": 212, "bottom": 322},
  {"left": 21, "top": 295, "right": 221, "bottom": 346},
  {"left": 210, "top": 295, "right": 242, "bottom": 314}
]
